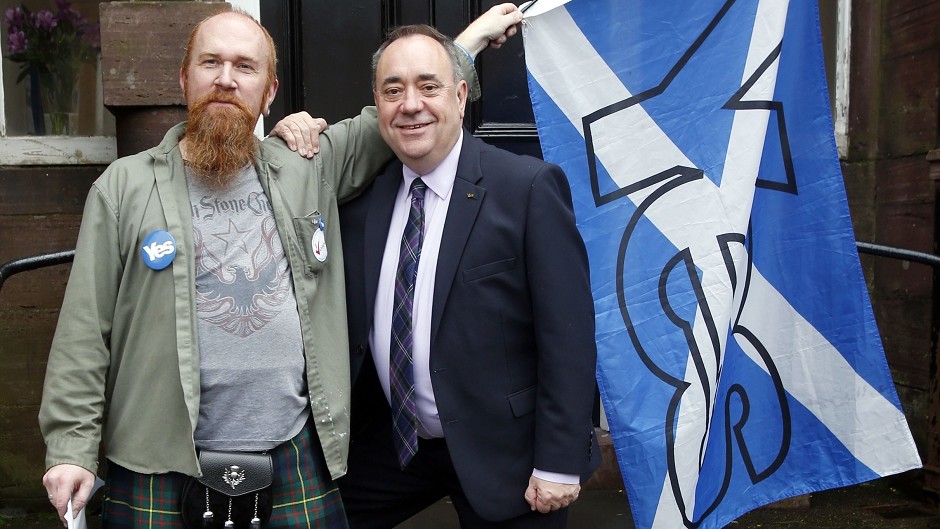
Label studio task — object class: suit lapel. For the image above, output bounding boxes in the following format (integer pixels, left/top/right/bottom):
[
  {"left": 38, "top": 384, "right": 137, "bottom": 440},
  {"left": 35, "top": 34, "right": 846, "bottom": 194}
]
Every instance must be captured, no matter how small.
[
  {"left": 363, "top": 161, "right": 403, "bottom": 328},
  {"left": 431, "top": 134, "right": 485, "bottom": 346}
]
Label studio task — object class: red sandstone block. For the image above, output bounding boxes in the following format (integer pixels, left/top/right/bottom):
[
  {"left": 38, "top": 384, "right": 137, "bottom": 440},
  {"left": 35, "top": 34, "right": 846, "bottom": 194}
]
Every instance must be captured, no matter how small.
[{"left": 100, "top": 2, "right": 231, "bottom": 107}]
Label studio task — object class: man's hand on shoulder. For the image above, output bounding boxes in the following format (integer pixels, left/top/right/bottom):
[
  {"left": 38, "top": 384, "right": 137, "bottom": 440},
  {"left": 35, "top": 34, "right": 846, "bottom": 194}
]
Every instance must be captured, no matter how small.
[
  {"left": 455, "top": 3, "right": 525, "bottom": 58},
  {"left": 43, "top": 463, "right": 95, "bottom": 525},
  {"left": 267, "top": 112, "right": 329, "bottom": 159},
  {"left": 524, "top": 475, "right": 582, "bottom": 514}
]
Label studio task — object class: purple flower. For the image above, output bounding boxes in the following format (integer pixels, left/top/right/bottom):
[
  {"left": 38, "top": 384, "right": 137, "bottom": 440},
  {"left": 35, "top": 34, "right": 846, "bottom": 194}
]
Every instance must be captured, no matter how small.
[
  {"left": 32, "top": 10, "right": 57, "bottom": 31},
  {"left": 7, "top": 29, "right": 27, "bottom": 54},
  {"left": 3, "top": 1, "right": 101, "bottom": 84},
  {"left": 82, "top": 22, "right": 100, "bottom": 50},
  {"left": 56, "top": 3, "right": 85, "bottom": 27},
  {"left": 55, "top": 0, "right": 83, "bottom": 28},
  {"left": 5, "top": 7, "right": 26, "bottom": 29}
]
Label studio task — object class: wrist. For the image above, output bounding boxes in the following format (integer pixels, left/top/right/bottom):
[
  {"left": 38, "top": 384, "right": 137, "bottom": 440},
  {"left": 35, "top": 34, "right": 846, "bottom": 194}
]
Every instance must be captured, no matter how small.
[{"left": 453, "top": 40, "right": 477, "bottom": 63}]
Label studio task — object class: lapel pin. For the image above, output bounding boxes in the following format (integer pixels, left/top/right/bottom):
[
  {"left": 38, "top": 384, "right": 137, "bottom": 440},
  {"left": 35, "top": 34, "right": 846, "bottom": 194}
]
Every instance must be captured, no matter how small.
[{"left": 466, "top": 193, "right": 475, "bottom": 199}]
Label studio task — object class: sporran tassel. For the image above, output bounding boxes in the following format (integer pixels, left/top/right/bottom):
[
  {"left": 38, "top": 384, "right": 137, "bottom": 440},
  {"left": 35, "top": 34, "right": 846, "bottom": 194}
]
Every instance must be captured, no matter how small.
[
  {"left": 250, "top": 492, "right": 262, "bottom": 528},
  {"left": 203, "top": 488, "right": 214, "bottom": 529},
  {"left": 224, "top": 497, "right": 234, "bottom": 528}
]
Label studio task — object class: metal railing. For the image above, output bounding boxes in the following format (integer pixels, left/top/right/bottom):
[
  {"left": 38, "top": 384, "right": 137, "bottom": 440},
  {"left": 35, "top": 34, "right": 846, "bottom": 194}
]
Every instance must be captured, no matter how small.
[
  {"left": 1, "top": 242, "right": 937, "bottom": 294},
  {"left": 855, "top": 242, "right": 940, "bottom": 269},
  {"left": 0, "top": 251, "right": 75, "bottom": 292}
]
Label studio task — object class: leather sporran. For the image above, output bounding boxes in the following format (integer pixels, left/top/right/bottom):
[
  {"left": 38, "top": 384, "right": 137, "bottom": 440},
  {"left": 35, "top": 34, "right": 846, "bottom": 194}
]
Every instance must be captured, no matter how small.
[{"left": 181, "top": 450, "right": 274, "bottom": 529}]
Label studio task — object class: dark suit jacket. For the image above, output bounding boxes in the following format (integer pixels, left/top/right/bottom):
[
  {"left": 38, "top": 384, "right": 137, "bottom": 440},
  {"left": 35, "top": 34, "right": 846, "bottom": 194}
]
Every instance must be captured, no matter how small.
[{"left": 340, "top": 131, "right": 601, "bottom": 521}]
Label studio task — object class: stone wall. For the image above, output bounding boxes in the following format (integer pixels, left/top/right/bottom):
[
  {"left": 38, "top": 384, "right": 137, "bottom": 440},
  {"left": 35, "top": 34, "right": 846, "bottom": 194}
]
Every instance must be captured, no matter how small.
[
  {"left": 842, "top": 0, "right": 940, "bottom": 460},
  {"left": 0, "top": 166, "right": 100, "bottom": 501}
]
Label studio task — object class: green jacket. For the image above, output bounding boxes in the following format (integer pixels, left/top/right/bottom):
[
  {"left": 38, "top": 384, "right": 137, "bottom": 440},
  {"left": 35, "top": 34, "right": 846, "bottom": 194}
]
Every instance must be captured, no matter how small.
[{"left": 39, "top": 107, "right": 391, "bottom": 480}]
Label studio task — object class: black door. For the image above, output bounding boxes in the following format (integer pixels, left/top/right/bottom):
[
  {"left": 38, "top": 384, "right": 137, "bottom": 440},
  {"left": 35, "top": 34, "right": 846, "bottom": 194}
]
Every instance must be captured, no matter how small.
[{"left": 261, "top": 0, "right": 541, "bottom": 157}]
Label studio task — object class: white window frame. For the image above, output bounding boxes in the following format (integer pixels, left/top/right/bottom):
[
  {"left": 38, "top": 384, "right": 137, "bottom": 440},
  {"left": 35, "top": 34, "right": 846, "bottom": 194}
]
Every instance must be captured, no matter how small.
[
  {"left": 235, "top": 0, "right": 267, "bottom": 139},
  {"left": 834, "top": 0, "right": 851, "bottom": 158},
  {"left": 0, "top": 55, "right": 117, "bottom": 165},
  {"left": 0, "top": 0, "right": 260, "bottom": 165}
]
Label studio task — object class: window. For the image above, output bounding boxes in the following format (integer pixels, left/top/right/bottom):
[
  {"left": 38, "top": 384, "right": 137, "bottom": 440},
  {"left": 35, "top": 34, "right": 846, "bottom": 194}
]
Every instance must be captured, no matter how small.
[
  {"left": 0, "top": 0, "right": 265, "bottom": 164},
  {"left": 1, "top": 0, "right": 116, "bottom": 164}
]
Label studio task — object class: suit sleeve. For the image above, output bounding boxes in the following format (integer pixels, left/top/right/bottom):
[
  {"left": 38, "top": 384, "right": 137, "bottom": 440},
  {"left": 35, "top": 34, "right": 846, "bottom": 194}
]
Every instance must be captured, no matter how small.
[{"left": 525, "top": 164, "right": 597, "bottom": 476}]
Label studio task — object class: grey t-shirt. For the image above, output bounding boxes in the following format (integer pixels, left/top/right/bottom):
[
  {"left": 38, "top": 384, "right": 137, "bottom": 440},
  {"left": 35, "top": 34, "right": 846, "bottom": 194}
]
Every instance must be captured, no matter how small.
[{"left": 187, "top": 165, "right": 309, "bottom": 451}]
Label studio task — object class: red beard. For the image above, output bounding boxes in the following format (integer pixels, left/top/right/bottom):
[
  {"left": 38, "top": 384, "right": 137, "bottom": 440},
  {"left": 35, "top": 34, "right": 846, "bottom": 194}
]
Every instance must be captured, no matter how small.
[{"left": 184, "top": 92, "right": 258, "bottom": 188}]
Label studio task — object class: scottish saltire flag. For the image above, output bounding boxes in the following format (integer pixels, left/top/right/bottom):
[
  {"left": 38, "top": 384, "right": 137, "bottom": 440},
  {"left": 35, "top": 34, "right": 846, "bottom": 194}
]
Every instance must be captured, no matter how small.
[{"left": 523, "top": 1, "right": 922, "bottom": 528}]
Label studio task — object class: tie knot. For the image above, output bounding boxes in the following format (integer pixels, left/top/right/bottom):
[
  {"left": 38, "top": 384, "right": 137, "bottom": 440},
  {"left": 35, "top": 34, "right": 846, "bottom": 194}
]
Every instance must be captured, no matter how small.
[{"left": 410, "top": 178, "right": 427, "bottom": 199}]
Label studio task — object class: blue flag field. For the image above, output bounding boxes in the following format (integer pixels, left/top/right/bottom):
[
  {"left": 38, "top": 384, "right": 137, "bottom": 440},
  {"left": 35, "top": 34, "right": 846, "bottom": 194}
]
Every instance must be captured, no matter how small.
[{"left": 522, "top": 1, "right": 922, "bottom": 528}]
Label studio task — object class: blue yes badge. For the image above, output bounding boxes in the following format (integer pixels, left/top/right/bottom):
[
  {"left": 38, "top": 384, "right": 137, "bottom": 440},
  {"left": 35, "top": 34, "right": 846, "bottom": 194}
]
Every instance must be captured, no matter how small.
[{"left": 141, "top": 230, "right": 177, "bottom": 270}]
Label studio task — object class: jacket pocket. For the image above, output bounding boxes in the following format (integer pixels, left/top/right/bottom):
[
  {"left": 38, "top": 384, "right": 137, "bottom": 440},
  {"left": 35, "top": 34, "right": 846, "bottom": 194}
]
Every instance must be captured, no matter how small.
[
  {"left": 507, "top": 385, "right": 536, "bottom": 418},
  {"left": 292, "top": 216, "right": 328, "bottom": 276},
  {"left": 462, "top": 257, "right": 516, "bottom": 283}
]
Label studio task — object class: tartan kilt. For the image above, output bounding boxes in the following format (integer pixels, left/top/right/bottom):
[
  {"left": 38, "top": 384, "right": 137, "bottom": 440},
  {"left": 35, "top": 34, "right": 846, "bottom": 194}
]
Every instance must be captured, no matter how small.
[{"left": 101, "top": 422, "right": 347, "bottom": 529}]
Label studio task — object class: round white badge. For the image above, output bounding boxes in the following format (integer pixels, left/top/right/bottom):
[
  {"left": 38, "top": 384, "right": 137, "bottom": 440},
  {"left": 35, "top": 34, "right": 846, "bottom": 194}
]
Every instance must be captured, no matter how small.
[{"left": 311, "top": 228, "right": 328, "bottom": 262}]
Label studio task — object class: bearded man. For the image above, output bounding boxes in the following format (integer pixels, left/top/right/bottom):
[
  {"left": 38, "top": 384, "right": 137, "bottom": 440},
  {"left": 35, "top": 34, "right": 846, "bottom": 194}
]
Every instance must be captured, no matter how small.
[{"left": 37, "top": 7, "right": 521, "bottom": 529}]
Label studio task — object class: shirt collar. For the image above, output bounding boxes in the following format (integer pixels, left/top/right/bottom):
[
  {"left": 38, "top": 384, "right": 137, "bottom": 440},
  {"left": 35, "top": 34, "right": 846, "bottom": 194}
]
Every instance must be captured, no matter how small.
[{"left": 402, "top": 130, "right": 463, "bottom": 201}]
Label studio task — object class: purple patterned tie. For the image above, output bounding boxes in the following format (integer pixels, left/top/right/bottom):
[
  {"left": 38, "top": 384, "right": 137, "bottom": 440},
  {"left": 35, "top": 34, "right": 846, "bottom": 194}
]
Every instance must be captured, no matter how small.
[{"left": 390, "top": 178, "right": 427, "bottom": 468}]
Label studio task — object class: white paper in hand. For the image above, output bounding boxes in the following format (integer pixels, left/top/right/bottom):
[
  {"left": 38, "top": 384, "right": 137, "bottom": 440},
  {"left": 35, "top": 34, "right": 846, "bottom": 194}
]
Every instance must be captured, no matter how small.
[{"left": 66, "top": 477, "right": 105, "bottom": 529}]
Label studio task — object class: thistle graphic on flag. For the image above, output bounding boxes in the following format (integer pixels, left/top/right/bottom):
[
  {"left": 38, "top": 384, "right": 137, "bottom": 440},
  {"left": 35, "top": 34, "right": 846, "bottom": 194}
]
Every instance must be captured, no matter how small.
[{"left": 522, "top": 1, "right": 922, "bottom": 528}]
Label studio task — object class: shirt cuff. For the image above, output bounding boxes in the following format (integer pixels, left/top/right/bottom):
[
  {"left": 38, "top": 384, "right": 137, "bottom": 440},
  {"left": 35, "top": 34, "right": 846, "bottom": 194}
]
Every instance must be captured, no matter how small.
[
  {"left": 532, "top": 468, "right": 580, "bottom": 485},
  {"left": 453, "top": 41, "right": 475, "bottom": 64}
]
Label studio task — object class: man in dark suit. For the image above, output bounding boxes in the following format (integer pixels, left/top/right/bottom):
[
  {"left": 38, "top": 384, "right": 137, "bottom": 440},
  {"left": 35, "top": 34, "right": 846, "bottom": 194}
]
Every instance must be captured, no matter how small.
[{"left": 338, "top": 22, "right": 600, "bottom": 529}]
